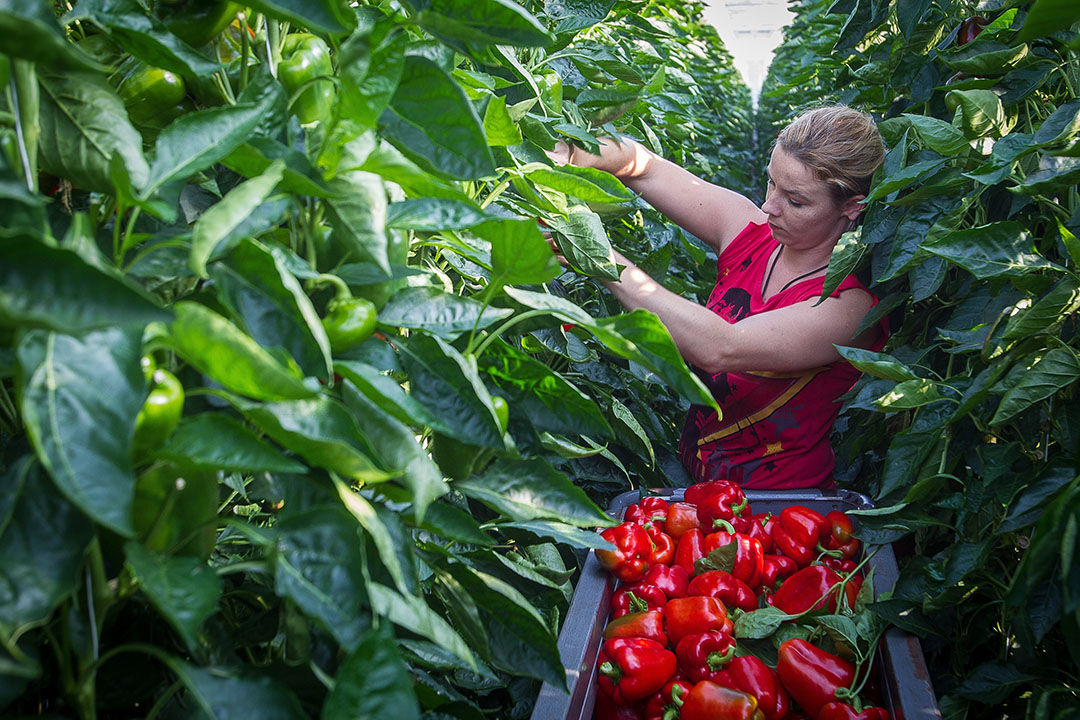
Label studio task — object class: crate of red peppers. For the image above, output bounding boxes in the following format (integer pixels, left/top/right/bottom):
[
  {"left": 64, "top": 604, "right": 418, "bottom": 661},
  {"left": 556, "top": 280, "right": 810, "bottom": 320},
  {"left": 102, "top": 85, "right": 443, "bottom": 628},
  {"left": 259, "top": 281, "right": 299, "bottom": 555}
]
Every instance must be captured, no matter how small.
[{"left": 530, "top": 486, "right": 940, "bottom": 720}]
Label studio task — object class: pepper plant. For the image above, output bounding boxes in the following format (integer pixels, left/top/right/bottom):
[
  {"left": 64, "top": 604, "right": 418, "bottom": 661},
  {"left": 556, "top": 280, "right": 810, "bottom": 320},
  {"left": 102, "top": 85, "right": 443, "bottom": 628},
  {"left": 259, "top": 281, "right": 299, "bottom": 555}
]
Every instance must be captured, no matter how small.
[
  {"left": 760, "top": 0, "right": 1080, "bottom": 716},
  {"left": 0, "top": 0, "right": 754, "bottom": 718}
]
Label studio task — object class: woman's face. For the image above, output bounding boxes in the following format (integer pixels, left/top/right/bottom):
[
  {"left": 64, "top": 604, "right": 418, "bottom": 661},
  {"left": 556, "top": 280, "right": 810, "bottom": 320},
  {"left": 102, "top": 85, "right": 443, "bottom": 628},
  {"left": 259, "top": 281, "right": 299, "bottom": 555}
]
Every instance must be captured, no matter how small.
[{"left": 760, "top": 146, "right": 864, "bottom": 251}]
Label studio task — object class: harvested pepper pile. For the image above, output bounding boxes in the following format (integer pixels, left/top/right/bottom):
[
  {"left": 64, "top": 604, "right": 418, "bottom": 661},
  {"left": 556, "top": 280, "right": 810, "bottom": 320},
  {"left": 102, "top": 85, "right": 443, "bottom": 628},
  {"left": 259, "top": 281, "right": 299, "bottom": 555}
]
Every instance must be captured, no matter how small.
[{"left": 592, "top": 481, "right": 890, "bottom": 720}]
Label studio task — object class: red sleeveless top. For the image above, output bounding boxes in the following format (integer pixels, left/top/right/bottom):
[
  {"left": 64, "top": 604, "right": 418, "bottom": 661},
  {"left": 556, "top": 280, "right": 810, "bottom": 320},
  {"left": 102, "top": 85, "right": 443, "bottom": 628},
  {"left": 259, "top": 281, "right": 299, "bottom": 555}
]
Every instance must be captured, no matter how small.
[{"left": 677, "top": 221, "right": 888, "bottom": 490}]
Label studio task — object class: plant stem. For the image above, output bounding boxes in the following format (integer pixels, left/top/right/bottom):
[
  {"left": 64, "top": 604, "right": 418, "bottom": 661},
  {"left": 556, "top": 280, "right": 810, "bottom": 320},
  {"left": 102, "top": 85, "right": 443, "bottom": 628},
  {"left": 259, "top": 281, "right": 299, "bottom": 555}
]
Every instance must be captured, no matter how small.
[
  {"left": 8, "top": 60, "right": 39, "bottom": 192},
  {"left": 470, "top": 309, "right": 553, "bottom": 358}
]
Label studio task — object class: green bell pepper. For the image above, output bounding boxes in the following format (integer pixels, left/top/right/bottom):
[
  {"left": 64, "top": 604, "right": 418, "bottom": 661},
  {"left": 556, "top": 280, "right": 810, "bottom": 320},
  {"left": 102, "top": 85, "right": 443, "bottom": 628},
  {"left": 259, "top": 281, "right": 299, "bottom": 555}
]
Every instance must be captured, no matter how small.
[
  {"left": 278, "top": 32, "right": 334, "bottom": 124},
  {"left": 133, "top": 358, "right": 184, "bottom": 458},
  {"left": 155, "top": 0, "right": 242, "bottom": 48},
  {"left": 115, "top": 59, "right": 187, "bottom": 128}
]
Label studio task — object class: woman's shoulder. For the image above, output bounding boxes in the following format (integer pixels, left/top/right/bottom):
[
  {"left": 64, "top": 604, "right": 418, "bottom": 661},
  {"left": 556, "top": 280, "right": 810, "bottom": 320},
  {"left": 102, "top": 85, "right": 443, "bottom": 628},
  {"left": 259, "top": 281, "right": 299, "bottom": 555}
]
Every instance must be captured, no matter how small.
[{"left": 717, "top": 220, "right": 774, "bottom": 266}]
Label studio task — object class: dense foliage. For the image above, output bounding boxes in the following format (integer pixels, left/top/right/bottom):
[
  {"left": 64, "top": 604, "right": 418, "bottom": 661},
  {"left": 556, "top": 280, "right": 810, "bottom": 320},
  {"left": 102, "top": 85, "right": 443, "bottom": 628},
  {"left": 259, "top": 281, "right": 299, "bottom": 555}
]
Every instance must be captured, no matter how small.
[
  {"left": 759, "top": 0, "right": 1080, "bottom": 717},
  {"left": 0, "top": 0, "right": 754, "bottom": 718}
]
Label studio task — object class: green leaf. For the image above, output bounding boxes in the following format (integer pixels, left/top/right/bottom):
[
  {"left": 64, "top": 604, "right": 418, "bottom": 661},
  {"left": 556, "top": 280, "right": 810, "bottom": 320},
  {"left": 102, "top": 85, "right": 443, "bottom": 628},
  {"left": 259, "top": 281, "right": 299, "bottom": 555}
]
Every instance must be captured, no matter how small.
[
  {"left": 142, "top": 100, "right": 274, "bottom": 197},
  {"left": 0, "top": 2, "right": 104, "bottom": 70},
  {"left": 1014, "top": 156, "right": 1080, "bottom": 196},
  {"left": 902, "top": 113, "right": 970, "bottom": 155},
  {"left": 322, "top": 623, "right": 421, "bottom": 720},
  {"left": 821, "top": 231, "right": 865, "bottom": 300},
  {"left": 548, "top": 0, "right": 616, "bottom": 33},
  {"left": 191, "top": 161, "right": 285, "bottom": 277},
  {"left": 396, "top": 334, "right": 506, "bottom": 449},
  {"left": 944, "top": 41, "right": 1030, "bottom": 77},
  {"left": 243, "top": 0, "right": 352, "bottom": 34},
  {"left": 923, "top": 222, "right": 1057, "bottom": 278},
  {"left": 478, "top": 338, "right": 613, "bottom": 438},
  {"left": 1002, "top": 278, "right": 1080, "bottom": 341},
  {"left": 499, "top": 520, "right": 614, "bottom": 550},
  {"left": 386, "top": 198, "right": 490, "bottom": 231},
  {"left": 212, "top": 240, "right": 332, "bottom": 381},
  {"left": 992, "top": 348, "right": 1080, "bottom": 425},
  {"left": 0, "top": 241, "right": 169, "bottom": 332},
  {"left": 337, "top": 385, "right": 448, "bottom": 526},
  {"left": 380, "top": 55, "right": 495, "bottom": 180},
  {"left": 232, "top": 396, "right": 392, "bottom": 483},
  {"left": 17, "top": 327, "right": 143, "bottom": 536},
  {"left": 1018, "top": 0, "right": 1080, "bottom": 41},
  {"left": 524, "top": 165, "right": 636, "bottom": 203},
  {"left": 546, "top": 207, "right": 620, "bottom": 280},
  {"left": 379, "top": 286, "right": 513, "bottom": 340},
  {"left": 368, "top": 582, "right": 478, "bottom": 671},
  {"left": 475, "top": 218, "right": 562, "bottom": 293},
  {"left": 224, "top": 138, "right": 334, "bottom": 198},
  {"left": 37, "top": 69, "right": 149, "bottom": 193},
  {"left": 325, "top": 170, "right": 392, "bottom": 274},
  {"left": 0, "top": 458, "right": 93, "bottom": 642},
  {"left": 334, "top": 359, "right": 444, "bottom": 432},
  {"left": 457, "top": 458, "right": 611, "bottom": 527},
  {"left": 483, "top": 94, "right": 523, "bottom": 146},
  {"left": 332, "top": 476, "right": 412, "bottom": 595},
  {"left": 835, "top": 347, "right": 920, "bottom": 382},
  {"left": 336, "top": 32, "right": 405, "bottom": 132},
  {"left": 165, "top": 660, "right": 307, "bottom": 720},
  {"left": 407, "top": 0, "right": 552, "bottom": 47},
  {"left": 1034, "top": 100, "right": 1080, "bottom": 147},
  {"left": 863, "top": 158, "right": 948, "bottom": 204},
  {"left": 503, "top": 286, "right": 595, "bottom": 326},
  {"left": 124, "top": 542, "right": 222, "bottom": 651},
  {"left": 158, "top": 413, "right": 307, "bottom": 474},
  {"left": 733, "top": 607, "right": 792, "bottom": 639},
  {"left": 945, "top": 89, "right": 1010, "bottom": 139},
  {"left": 66, "top": 0, "right": 220, "bottom": 76}
]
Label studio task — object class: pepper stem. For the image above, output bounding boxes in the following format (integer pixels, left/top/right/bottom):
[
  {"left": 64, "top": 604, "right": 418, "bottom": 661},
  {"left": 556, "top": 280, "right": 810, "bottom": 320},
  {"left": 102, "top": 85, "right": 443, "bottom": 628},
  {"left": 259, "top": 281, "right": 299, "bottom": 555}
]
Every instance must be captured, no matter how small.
[
  {"left": 732, "top": 496, "right": 749, "bottom": 515},
  {"left": 598, "top": 661, "right": 621, "bottom": 683},
  {"left": 708, "top": 644, "right": 737, "bottom": 670},
  {"left": 712, "top": 518, "right": 736, "bottom": 533},
  {"left": 314, "top": 273, "right": 353, "bottom": 300}
]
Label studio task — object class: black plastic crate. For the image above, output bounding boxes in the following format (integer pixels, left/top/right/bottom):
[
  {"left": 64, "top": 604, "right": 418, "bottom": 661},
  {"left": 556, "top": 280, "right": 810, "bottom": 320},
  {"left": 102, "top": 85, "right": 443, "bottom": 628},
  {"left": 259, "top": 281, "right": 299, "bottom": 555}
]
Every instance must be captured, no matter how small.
[{"left": 530, "top": 488, "right": 941, "bottom": 720}]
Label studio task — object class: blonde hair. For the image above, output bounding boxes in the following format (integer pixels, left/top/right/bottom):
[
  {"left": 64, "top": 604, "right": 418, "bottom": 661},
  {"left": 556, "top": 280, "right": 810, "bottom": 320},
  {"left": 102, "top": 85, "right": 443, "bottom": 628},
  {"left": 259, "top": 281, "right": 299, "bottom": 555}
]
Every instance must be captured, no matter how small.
[{"left": 776, "top": 105, "right": 885, "bottom": 202}]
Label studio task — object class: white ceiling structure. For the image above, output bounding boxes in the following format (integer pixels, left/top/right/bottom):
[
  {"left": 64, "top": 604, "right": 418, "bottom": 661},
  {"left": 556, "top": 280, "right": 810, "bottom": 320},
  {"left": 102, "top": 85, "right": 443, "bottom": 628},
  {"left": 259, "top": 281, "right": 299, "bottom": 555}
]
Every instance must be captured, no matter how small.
[{"left": 702, "top": 0, "right": 795, "bottom": 105}]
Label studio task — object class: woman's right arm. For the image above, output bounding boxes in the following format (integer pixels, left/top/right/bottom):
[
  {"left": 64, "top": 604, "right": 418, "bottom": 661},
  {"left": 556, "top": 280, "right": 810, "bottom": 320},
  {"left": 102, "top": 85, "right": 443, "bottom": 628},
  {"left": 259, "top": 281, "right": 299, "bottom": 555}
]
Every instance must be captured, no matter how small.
[{"left": 553, "top": 137, "right": 766, "bottom": 253}]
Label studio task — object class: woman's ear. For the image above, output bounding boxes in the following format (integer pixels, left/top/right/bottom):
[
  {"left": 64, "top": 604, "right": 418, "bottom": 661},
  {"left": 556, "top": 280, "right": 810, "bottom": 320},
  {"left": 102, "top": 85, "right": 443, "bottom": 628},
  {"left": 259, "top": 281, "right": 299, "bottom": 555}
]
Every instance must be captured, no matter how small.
[{"left": 840, "top": 194, "right": 866, "bottom": 223}]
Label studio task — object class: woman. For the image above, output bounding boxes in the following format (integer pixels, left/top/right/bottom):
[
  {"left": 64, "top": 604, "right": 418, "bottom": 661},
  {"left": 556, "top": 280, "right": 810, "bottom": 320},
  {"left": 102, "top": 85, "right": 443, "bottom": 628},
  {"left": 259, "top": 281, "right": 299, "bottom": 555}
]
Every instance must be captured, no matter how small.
[{"left": 551, "top": 105, "right": 888, "bottom": 490}]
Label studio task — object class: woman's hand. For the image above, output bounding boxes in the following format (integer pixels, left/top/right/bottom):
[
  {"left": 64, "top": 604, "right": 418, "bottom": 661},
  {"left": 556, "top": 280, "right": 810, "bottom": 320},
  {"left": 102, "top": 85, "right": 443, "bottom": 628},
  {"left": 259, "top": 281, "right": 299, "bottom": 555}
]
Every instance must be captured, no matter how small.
[{"left": 547, "top": 137, "right": 645, "bottom": 178}]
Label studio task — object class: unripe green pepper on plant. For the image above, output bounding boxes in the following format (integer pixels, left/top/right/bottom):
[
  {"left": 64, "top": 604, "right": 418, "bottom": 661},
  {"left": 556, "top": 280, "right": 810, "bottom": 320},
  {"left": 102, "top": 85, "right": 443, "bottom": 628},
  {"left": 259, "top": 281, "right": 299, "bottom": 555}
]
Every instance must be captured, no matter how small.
[
  {"left": 115, "top": 59, "right": 187, "bottom": 128},
  {"left": 322, "top": 296, "right": 378, "bottom": 353},
  {"left": 133, "top": 357, "right": 184, "bottom": 458},
  {"left": 155, "top": 0, "right": 242, "bottom": 48},
  {"left": 278, "top": 32, "right": 334, "bottom": 124}
]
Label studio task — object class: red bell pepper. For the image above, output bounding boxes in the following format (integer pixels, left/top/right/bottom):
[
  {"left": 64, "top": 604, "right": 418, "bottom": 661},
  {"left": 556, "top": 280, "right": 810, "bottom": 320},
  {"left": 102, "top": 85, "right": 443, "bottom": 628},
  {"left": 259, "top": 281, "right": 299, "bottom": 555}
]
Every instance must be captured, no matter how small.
[
  {"left": 663, "top": 596, "right": 729, "bottom": 647},
  {"left": 687, "top": 570, "right": 758, "bottom": 612},
  {"left": 775, "top": 639, "right": 855, "bottom": 718},
  {"left": 822, "top": 557, "right": 858, "bottom": 575},
  {"left": 692, "top": 482, "right": 751, "bottom": 532},
  {"left": 679, "top": 681, "right": 764, "bottom": 720},
  {"left": 773, "top": 506, "right": 829, "bottom": 567},
  {"left": 769, "top": 565, "right": 858, "bottom": 615},
  {"left": 647, "top": 525, "right": 675, "bottom": 566},
  {"left": 675, "top": 630, "right": 737, "bottom": 683},
  {"left": 683, "top": 480, "right": 744, "bottom": 506},
  {"left": 626, "top": 496, "right": 670, "bottom": 532},
  {"left": 604, "top": 610, "right": 668, "bottom": 647},
  {"left": 665, "top": 502, "right": 701, "bottom": 541},
  {"left": 644, "top": 679, "right": 693, "bottom": 720},
  {"left": 613, "top": 583, "right": 668, "bottom": 617},
  {"left": 713, "top": 656, "right": 790, "bottom": 720},
  {"left": 818, "top": 702, "right": 890, "bottom": 720},
  {"left": 746, "top": 512, "right": 776, "bottom": 554},
  {"left": 598, "top": 522, "right": 653, "bottom": 582},
  {"left": 821, "top": 511, "right": 860, "bottom": 560},
  {"left": 598, "top": 637, "right": 678, "bottom": 706},
  {"left": 643, "top": 564, "right": 690, "bottom": 599},
  {"left": 594, "top": 688, "right": 646, "bottom": 720},
  {"left": 761, "top": 554, "right": 799, "bottom": 592},
  {"left": 674, "top": 529, "right": 706, "bottom": 573},
  {"left": 700, "top": 528, "right": 764, "bottom": 588}
]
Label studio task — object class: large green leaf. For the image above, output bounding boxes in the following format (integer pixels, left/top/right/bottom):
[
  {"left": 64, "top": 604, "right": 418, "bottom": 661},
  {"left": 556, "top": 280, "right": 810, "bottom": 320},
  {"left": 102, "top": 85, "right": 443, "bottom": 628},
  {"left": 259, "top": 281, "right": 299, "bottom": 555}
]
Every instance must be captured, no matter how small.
[
  {"left": 142, "top": 100, "right": 274, "bottom": 196},
  {"left": 835, "top": 347, "right": 920, "bottom": 382},
  {"left": 191, "top": 161, "right": 285, "bottom": 277},
  {"left": 334, "top": 359, "right": 447, "bottom": 432},
  {"left": 0, "top": 241, "right": 169, "bottom": 332},
  {"left": 232, "top": 396, "right": 392, "bottom": 483},
  {"left": 335, "top": 29, "right": 406, "bottom": 132},
  {"left": 0, "top": 458, "right": 93, "bottom": 642},
  {"left": 223, "top": 138, "right": 334, "bottom": 198},
  {"left": 325, "top": 170, "right": 392, "bottom": 274},
  {"left": 0, "top": 2, "right": 104, "bottom": 70},
  {"left": 124, "top": 542, "right": 222, "bottom": 651},
  {"left": 524, "top": 164, "right": 636, "bottom": 203},
  {"left": 158, "top": 413, "right": 307, "bottom": 474},
  {"left": 165, "top": 660, "right": 307, "bottom": 720},
  {"left": 367, "top": 582, "right": 479, "bottom": 671},
  {"left": 396, "top": 334, "right": 506, "bottom": 449},
  {"left": 992, "top": 349, "right": 1080, "bottom": 425},
  {"left": 945, "top": 89, "right": 1010, "bottom": 139},
  {"left": 37, "top": 70, "right": 150, "bottom": 192},
  {"left": 546, "top": 207, "right": 620, "bottom": 280},
  {"left": 478, "top": 339, "right": 613, "bottom": 438},
  {"left": 17, "top": 327, "right": 143, "bottom": 536},
  {"left": 244, "top": 0, "right": 353, "bottom": 34},
  {"left": 547, "top": 0, "right": 616, "bottom": 33},
  {"left": 273, "top": 505, "right": 371, "bottom": 652},
  {"left": 406, "top": 0, "right": 553, "bottom": 48},
  {"left": 380, "top": 55, "right": 495, "bottom": 180},
  {"left": 386, "top": 198, "right": 491, "bottom": 231},
  {"left": 1018, "top": 0, "right": 1080, "bottom": 41},
  {"left": 474, "top": 218, "right": 562, "bottom": 293},
  {"left": 1002, "top": 278, "right": 1080, "bottom": 341},
  {"left": 379, "top": 286, "right": 513, "bottom": 340},
  {"left": 169, "top": 302, "right": 317, "bottom": 401},
  {"left": 922, "top": 222, "right": 1057, "bottom": 278},
  {"left": 457, "top": 458, "right": 612, "bottom": 527},
  {"left": 65, "top": 0, "right": 220, "bottom": 76},
  {"left": 212, "top": 240, "right": 332, "bottom": 381},
  {"left": 322, "top": 624, "right": 420, "bottom": 720}
]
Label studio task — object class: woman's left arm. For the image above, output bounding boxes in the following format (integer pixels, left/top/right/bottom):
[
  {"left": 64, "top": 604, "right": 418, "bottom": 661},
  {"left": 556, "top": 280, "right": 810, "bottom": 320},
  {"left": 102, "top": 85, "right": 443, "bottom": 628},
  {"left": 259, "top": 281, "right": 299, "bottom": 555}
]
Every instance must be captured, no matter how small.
[{"left": 604, "top": 251, "right": 880, "bottom": 374}]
